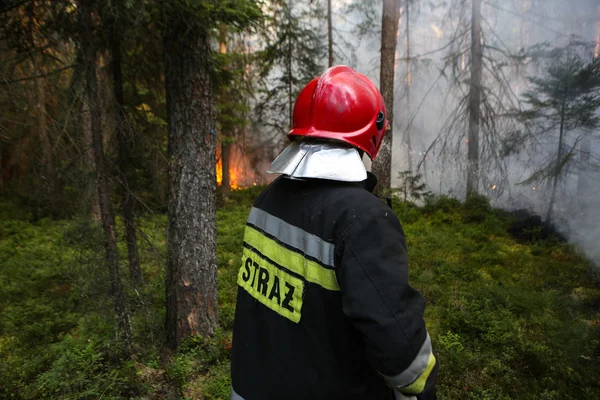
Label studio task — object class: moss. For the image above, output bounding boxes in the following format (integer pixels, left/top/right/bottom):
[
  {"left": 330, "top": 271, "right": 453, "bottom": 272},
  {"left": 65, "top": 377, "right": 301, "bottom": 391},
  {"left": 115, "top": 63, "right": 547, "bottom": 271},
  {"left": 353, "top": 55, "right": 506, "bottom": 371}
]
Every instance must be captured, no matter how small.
[{"left": 1, "top": 191, "right": 599, "bottom": 399}]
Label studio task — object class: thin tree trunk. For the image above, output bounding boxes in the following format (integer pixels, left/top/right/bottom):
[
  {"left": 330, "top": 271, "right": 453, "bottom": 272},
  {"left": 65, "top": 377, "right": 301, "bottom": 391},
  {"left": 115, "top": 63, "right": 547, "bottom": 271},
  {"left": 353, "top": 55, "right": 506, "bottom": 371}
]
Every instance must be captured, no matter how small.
[
  {"left": 372, "top": 0, "right": 400, "bottom": 195},
  {"left": 405, "top": 2, "right": 412, "bottom": 172},
  {"left": 328, "top": 0, "right": 333, "bottom": 67},
  {"left": 466, "top": 0, "right": 482, "bottom": 197},
  {"left": 287, "top": 8, "right": 293, "bottom": 129},
  {"left": 547, "top": 96, "right": 567, "bottom": 223},
  {"left": 110, "top": 22, "right": 142, "bottom": 286},
  {"left": 28, "top": 2, "right": 53, "bottom": 187},
  {"left": 219, "top": 25, "right": 231, "bottom": 198},
  {"left": 577, "top": 133, "right": 591, "bottom": 196},
  {"left": 79, "top": 0, "right": 131, "bottom": 350},
  {"left": 461, "top": 34, "right": 467, "bottom": 71},
  {"left": 82, "top": 96, "right": 101, "bottom": 222},
  {"left": 164, "top": 11, "right": 218, "bottom": 348},
  {"left": 221, "top": 141, "right": 231, "bottom": 196}
]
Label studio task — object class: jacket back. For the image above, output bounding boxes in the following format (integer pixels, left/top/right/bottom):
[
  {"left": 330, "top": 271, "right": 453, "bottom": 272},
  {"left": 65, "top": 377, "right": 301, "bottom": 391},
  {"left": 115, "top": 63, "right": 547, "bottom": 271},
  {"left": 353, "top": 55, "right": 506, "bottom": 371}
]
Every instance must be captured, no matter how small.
[{"left": 231, "top": 176, "right": 435, "bottom": 400}]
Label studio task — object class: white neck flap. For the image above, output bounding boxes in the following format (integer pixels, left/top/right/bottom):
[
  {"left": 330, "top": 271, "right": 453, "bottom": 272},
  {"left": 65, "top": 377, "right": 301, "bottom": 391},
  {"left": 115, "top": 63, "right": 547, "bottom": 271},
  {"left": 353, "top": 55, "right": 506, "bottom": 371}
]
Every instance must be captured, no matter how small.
[{"left": 267, "top": 141, "right": 367, "bottom": 182}]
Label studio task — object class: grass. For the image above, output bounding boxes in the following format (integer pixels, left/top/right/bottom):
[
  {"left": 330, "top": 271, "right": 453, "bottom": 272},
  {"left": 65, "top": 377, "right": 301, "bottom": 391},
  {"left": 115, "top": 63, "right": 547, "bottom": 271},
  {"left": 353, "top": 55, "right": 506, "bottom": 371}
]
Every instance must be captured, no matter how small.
[{"left": 0, "top": 189, "right": 599, "bottom": 399}]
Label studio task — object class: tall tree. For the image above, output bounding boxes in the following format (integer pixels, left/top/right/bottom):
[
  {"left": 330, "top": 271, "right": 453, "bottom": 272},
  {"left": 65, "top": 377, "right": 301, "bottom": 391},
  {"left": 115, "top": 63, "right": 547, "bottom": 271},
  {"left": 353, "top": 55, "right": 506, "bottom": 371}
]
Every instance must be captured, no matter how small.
[
  {"left": 164, "top": 6, "right": 218, "bottom": 348},
  {"left": 27, "top": 1, "right": 53, "bottom": 190},
  {"left": 466, "top": 0, "right": 482, "bottom": 197},
  {"left": 78, "top": 0, "right": 132, "bottom": 348},
  {"left": 106, "top": 7, "right": 142, "bottom": 285},
  {"left": 416, "top": 0, "right": 522, "bottom": 198},
  {"left": 163, "top": 0, "right": 261, "bottom": 348},
  {"left": 404, "top": 1, "right": 412, "bottom": 172},
  {"left": 372, "top": 0, "right": 399, "bottom": 194}
]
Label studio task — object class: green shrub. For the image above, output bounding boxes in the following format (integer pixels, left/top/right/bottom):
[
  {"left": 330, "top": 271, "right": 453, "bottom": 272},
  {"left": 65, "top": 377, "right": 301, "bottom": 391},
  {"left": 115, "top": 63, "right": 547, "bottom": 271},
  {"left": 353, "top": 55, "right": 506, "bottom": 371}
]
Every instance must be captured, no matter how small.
[
  {"left": 463, "top": 194, "right": 492, "bottom": 223},
  {"left": 31, "top": 335, "right": 134, "bottom": 400},
  {"left": 422, "top": 194, "right": 462, "bottom": 214}
]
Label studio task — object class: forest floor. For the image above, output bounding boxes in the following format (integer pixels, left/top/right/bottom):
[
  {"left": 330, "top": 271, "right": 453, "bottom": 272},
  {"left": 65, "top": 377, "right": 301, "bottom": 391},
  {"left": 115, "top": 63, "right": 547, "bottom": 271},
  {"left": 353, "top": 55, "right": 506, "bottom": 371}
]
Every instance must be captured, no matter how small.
[{"left": 1, "top": 188, "right": 599, "bottom": 399}]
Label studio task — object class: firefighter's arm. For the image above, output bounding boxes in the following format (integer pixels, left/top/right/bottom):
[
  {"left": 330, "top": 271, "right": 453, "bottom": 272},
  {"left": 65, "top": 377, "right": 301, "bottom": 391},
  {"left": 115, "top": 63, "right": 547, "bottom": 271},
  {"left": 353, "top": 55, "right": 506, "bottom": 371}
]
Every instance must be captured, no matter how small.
[{"left": 336, "top": 207, "right": 438, "bottom": 400}]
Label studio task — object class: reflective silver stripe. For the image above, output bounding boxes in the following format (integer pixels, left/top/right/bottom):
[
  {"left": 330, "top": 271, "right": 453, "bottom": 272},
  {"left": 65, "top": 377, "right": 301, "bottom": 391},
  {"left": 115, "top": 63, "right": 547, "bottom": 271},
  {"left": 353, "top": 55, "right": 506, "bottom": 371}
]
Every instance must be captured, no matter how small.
[
  {"left": 393, "top": 392, "right": 417, "bottom": 400},
  {"left": 382, "top": 333, "right": 433, "bottom": 388},
  {"left": 231, "top": 387, "right": 245, "bottom": 400},
  {"left": 247, "top": 207, "right": 335, "bottom": 268}
]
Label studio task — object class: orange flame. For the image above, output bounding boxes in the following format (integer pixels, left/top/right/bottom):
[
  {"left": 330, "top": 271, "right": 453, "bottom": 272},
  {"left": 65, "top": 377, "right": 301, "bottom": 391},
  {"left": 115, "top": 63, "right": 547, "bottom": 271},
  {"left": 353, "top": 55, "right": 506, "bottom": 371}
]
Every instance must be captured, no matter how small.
[{"left": 216, "top": 144, "right": 260, "bottom": 190}]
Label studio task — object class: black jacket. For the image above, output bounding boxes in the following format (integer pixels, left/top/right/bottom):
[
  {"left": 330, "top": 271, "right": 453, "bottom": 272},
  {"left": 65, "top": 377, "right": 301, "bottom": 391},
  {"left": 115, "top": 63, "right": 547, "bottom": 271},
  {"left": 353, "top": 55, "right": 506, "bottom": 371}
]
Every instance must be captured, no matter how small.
[{"left": 231, "top": 175, "right": 437, "bottom": 400}]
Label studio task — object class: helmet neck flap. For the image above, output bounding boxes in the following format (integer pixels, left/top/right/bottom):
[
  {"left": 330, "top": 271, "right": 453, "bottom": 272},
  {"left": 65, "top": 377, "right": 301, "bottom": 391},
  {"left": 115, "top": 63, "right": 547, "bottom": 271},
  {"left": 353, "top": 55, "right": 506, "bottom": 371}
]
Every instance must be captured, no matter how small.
[{"left": 268, "top": 140, "right": 367, "bottom": 182}]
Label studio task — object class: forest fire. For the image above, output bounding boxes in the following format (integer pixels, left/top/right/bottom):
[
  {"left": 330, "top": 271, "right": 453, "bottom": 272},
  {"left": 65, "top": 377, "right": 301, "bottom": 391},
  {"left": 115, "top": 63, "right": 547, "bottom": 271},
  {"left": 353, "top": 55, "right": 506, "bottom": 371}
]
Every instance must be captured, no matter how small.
[
  {"left": 216, "top": 157, "right": 241, "bottom": 190},
  {"left": 216, "top": 145, "right": 261, "bottom": 190}
]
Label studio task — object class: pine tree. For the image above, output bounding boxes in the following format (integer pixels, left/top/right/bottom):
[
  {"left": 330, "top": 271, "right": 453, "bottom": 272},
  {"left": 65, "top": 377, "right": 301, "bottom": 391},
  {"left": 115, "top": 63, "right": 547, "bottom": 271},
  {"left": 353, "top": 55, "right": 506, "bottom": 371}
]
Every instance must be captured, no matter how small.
[
  {"left": 77, "top": 0, "right": 132, "bottom": 351},
  {"left": 509, "top": 42, "right": 600, "bottom": 222},
  {"left": 102, "top": 0, "right": 142, "bottom": 285},
  {"left": 255, "top": 0, "right": 326, "bottom": 145},
  {"left": 162, "top": 0, "right": 261, "bottom": 348}
]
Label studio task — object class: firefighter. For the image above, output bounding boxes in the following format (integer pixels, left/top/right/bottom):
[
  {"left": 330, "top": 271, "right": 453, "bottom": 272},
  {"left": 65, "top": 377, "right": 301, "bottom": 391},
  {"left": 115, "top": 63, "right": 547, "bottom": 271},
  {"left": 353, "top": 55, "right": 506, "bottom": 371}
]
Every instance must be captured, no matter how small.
[{"left": 230, "top": 65, "right": 438, "bottom": 400}]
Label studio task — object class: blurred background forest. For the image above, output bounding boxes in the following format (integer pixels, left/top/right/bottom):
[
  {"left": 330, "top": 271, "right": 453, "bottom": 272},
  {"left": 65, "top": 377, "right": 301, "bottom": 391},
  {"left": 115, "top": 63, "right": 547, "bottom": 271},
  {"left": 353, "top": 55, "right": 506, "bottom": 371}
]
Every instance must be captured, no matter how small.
[{"left": 1, "top": 0, "right": 600, "bottom": 399}]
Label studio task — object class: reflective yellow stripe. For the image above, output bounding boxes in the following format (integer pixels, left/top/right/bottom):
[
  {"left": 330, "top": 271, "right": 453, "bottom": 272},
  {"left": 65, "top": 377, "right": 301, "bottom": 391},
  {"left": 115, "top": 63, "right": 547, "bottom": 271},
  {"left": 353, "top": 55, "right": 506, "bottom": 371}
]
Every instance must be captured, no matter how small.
[
  {"left": 243, "top": 226, "right": 340, "bottom": 291},
  {"left": 238, "top": 248, "right": 304, "bottom": 323},
  {"left": 400, "top": 354, "right": 436, "bottom": 395}
]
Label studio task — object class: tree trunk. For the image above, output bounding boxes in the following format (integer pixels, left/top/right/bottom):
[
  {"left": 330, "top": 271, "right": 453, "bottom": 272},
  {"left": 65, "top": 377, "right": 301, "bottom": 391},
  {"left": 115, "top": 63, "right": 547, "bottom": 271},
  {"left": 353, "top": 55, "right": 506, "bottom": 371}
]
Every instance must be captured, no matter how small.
[
  {"left": 110, "top": 22, "right": 142, "bottom": 286},
  {"left": 78, "top": 0, "right": 131, "bottom": 349},
  {"left": 221, "top": 141, "right": 231, "bottom": 196},
  {"left": 466, "top": 0, "right": 482, "bottom": 197},
  {"left": 82, "top": 96, "right": 101, "bottom": 222},
  {"left": 546, "top": 96, "right": 567, "bottom": 223},
  {"left": 287, "top": 7, "right": 294, "bottom": 129},
  {"left": 405, "top": 2, "right": 413, "bottom": 172},
  {"left": 164, "top": 11, "right": 218, "bottom": 348},
  {"left": 28, "top": 2, "right": 53, "bottom": 188},
  {"left": 372, "top": 0, "right": 400, "bottom": 195},
  {"left": 219, "top": 25, "right": 231, "bottom": 198},
  {"left": 328, "top": 0, "right": 333, "bottom": 67},
  {"left": 577, "top": 133, "right": 591, "bottom": 196}
]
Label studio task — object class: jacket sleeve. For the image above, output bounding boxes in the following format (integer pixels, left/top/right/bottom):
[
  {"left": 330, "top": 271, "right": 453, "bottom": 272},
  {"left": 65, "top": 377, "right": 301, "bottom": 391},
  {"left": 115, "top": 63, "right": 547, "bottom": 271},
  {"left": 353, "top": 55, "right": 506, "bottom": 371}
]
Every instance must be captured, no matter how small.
[{"left": 336, "top": 206, "right": 438, "bottom": 400}]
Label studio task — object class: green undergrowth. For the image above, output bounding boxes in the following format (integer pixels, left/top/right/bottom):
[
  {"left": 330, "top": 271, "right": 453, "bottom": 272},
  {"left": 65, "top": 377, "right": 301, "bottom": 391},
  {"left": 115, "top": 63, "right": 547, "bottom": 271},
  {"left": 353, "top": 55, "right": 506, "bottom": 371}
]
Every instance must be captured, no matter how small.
[{"left": 1, "top": 190, "right": 599, "bottom": 399}]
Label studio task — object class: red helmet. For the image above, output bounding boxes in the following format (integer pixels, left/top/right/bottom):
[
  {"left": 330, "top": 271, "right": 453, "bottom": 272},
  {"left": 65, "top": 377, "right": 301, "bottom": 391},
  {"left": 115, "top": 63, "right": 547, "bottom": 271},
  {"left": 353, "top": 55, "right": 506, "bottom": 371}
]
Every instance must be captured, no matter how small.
[{"left": 289, "top": 65, "right": 388, "bottom": 160}]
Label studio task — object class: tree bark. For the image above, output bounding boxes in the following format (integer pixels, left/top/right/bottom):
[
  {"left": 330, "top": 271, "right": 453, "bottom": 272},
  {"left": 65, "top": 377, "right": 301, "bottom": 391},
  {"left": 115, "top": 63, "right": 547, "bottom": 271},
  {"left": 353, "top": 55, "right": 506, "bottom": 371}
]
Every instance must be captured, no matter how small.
[
  {"left": 78, "top": 0, "right": 131, "bottom": 349},
  {"left": 287, "top": 6, "right": 294, "bottom": 129},
  {"left": 164, "top": 11, "right": 218, "bottom": 348},
  {"left": 221, "top": 141, "right": 231, "bottom": 196},
  {"left": 328, "top": 0, "right": 333, "bottom": 67},
  {"left": 405, "top": 2, "right": 412, "bottom": 172},
  {"left": 219, "top": 25, "right": 231, "bottom": 198},
  {"left": 547, "top": 95, "right": 567, "bottom": 223},
  {"left": 81, "top": 96, "right": 102, "bottom": 221},
  {"left": 110, "top": 21, "right": 142, "bottom": 286},
  {"left": 466, "top": 0, "right": 482, "bottom": 197},
  {"left": 372, "top": 0, "right": 400, "bottom": 195}
]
